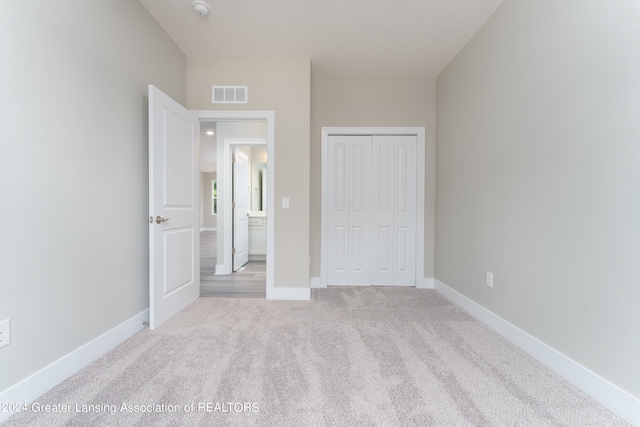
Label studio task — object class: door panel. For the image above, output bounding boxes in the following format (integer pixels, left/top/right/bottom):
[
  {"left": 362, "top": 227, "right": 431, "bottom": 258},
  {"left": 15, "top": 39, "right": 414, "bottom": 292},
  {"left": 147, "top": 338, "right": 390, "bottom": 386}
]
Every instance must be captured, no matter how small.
[
  {"left": 350, "top": 227, "right": 365, "bottom": 271},
  {"left": 395, "top": 226, "right": 409, "bottom": 272},
  {"left": 327, "top": 136, "right": 350, "bottom": 284},
  {"left": 334, "top": 143, "right": 348, "bottom": 213},
  {"left": 149, "top": 85, "right": 200, "bottom": 329},
  {"left": 348, "top": 137, "right": 371, "bottom": 285},
  {"left": 326, "top": 134, "right": 415, "bottom": 286},
  {"left": 392, "top": 136, "right": 417, "bottom": 285},
  {"left": 332, "top": 226, "right": 347, "bottom": 274},
  {"left": 371, "top": 137, "right": 395, "bottom": 285},
  {"left": 371, "top": 136, "right": 417, "bottom": 285},
  {"left": 377, "top": 226, "right": 392, "bottom": 272},
  {"left": 164, "top": 228, "right": 195, "bottom": 294},
  {"left": 164, "top": 109, "right": 195, "bottom": 208},
  {"left": 396, "top": 142, "right": 410, "bottom": 212},
  {"left": 327, "top": 136, "right": 371, "bottom": 285},
  {"left": 379, "top": 143, "right": 394, "bottom": 213},
  {"left": 233, "top": 149, "right": 249, "bottom": 270}
]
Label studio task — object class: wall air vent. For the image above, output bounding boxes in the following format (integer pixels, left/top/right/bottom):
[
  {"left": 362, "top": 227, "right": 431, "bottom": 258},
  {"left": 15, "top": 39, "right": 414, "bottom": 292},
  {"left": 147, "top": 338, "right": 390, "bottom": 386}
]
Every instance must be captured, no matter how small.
[{"left": 212, "top": 86, "right": 248, "bottom": 104}]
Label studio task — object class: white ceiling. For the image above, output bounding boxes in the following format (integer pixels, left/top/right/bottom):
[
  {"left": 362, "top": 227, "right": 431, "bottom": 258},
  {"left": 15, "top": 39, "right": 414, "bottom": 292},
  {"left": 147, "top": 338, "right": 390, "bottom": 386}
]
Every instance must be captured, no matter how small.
[{"left": 139, "top": 0, "right": 504, "bottom": 79}]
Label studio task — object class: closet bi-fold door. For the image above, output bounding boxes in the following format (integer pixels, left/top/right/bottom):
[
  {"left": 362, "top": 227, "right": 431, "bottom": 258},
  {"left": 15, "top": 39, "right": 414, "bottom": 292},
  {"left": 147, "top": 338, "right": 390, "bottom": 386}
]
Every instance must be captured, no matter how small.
[
  {"left": 327, "top": 136, "right": 371, "bottom": 285},
  {"left": 371, "top": 135, "right": 417, "bottom": 286}
]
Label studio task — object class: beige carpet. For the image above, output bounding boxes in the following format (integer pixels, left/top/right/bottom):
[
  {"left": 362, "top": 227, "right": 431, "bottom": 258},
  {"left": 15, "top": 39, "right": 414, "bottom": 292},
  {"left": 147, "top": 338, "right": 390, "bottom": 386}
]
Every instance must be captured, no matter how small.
[{"left": 2, "top": 288, "right": 629, "bottom": 426}]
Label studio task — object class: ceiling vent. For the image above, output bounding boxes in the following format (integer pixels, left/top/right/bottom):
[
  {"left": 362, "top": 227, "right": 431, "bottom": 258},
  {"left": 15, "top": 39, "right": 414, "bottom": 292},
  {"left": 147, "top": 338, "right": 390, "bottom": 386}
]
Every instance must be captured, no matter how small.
[{"left": 212, "top": 86, "right": 248, "bottom": 104}]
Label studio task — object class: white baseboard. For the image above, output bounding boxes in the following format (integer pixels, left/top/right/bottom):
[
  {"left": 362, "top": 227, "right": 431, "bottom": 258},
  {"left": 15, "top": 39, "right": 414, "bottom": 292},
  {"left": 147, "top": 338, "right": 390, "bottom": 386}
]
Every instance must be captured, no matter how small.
[
  {"left": 434, "top": 279, "right": 640, "bottom": 426},
  {"left": 0, "top": 309, "right": 149, "bottom": 423},
  {"left": 199, "top": 227, "right": 216, "bottom": 231},
  {"left": 267, "top": 287, "right": 311, "bottom": 301},
  {"left": 311, "top": 277, "right": 430, "bottom": 289},
  {"left": 310, "top": 277, "right": 325, "bottom": 288},
  {"left": 416, "top": 277, "right": 434, "bottom": 289},
  {"left": 214, "top": 265, "right": 226, "bottom": 275}
]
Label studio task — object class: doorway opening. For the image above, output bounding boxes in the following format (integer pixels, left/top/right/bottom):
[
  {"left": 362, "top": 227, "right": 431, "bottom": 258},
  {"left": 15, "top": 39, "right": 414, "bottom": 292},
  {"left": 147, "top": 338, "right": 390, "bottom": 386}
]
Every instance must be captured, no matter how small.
[{"left": 194, "top": 111, "right": 275, "bottom": 299}]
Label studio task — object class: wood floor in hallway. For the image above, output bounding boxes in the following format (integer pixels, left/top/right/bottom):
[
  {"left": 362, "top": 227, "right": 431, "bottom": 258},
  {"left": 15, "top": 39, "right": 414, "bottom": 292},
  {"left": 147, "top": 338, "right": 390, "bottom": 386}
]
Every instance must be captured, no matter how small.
[{"left": 200, "top": 231, "right": 266, "bottom": 298}]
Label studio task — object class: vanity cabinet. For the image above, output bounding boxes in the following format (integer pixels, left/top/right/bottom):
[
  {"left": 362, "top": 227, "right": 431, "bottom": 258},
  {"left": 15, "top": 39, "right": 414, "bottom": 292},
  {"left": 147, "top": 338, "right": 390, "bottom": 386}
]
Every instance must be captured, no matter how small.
[{"left": 248, "top": 214, "right": 266, "bottom": 260}]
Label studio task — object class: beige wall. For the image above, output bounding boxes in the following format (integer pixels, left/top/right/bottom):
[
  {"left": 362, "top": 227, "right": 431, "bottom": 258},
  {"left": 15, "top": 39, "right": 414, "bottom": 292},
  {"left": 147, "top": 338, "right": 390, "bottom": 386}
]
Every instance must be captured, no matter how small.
[
  {"left": 188, "top": 58, "right": 311, "bottom": 287},
  {"left": 0, "top": 0, "right": 186, "bottom": 392},
  {"left": 310, "top": 79, "right": 436, "bottom": 280},
  {"left": 436, "top": 0, "right": 640, "bottom": 398}
]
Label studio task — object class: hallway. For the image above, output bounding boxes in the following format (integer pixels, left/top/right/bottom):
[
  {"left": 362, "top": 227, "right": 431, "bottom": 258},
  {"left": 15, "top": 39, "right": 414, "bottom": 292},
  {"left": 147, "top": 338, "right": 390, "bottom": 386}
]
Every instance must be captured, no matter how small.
[{"left": 200, "top": 231, "right": 266, "bottom": 298}]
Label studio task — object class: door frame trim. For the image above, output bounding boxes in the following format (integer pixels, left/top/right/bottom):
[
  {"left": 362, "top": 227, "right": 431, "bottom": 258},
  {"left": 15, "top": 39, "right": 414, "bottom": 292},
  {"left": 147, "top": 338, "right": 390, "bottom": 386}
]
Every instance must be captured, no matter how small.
[
  {"left": 193, "top": 110, "right": 274, "bottom": 299},
  {"left": 320, "top": 127, "right": 426, "bottom": 286}
]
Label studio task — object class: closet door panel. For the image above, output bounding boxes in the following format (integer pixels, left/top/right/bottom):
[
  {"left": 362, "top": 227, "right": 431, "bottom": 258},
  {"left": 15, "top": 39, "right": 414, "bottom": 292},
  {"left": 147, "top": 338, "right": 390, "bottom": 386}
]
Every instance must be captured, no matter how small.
[
  {"left": 348, "top": 137, "right": 371, "bottom": 285},
  {"left": 327, "top": 136, "right": 350, "bottom": 285},
  {"left": 393, "top": 136, "right": 417, "bottom": 286},
  {"left": 325, "top": 133, "right": 416, "bottom": 287},
  {"left": 371, "top": 136, "right": 395, "bottom": 285}
]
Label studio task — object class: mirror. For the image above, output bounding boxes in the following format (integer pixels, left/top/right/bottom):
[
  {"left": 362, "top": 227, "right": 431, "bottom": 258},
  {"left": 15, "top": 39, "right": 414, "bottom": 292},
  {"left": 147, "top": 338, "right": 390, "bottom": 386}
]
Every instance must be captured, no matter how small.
[{"left": 251, "top": 162, "right": 267, "bottom": 212}]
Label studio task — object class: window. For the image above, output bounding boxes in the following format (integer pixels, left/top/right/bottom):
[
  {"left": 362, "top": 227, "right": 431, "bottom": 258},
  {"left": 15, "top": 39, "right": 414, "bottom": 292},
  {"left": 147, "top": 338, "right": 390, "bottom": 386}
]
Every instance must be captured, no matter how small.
[{"left": 212, "top": 179, "right": 217, "bottom": 214}]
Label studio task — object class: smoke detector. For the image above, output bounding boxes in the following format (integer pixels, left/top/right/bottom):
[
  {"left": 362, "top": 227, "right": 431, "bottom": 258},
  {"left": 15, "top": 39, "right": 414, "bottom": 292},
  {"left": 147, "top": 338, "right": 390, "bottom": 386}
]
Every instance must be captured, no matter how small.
[{"left": 193, "top": 1, "right": 210, "bottom": 17}]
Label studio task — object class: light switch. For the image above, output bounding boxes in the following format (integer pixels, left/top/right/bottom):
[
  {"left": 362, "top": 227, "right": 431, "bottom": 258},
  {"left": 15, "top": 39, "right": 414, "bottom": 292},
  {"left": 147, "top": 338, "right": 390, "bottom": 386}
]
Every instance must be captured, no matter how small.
[{"left": 282, "top": 197, "right": 290, "bottom": 209}]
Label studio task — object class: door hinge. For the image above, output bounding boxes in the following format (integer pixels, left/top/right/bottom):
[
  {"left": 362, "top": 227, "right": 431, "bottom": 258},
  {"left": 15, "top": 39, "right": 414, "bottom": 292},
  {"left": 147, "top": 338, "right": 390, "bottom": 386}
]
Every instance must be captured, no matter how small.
[
  {"left": 233, "top": 202, "right": 236, "bottom": 209},
  {"left": 232, "top": 248, "right": 236, "bottom": 254}
]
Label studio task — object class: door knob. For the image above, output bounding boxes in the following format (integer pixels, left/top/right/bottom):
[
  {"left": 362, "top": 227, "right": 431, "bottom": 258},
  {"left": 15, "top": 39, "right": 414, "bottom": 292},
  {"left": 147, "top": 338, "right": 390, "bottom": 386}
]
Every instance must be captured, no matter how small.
[{"left": 155, "top": 216, "right": 170, "bottom": 224}]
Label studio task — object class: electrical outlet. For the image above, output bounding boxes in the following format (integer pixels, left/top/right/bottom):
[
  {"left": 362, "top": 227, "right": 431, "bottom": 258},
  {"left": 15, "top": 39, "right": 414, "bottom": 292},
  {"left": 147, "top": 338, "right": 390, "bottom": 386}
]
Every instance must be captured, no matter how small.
[
  {"left": 0, "top": 319, "right": 10, "bottom": 348},
  {"left": 486, "top": 272, "right": 494, "bottom": 288}
]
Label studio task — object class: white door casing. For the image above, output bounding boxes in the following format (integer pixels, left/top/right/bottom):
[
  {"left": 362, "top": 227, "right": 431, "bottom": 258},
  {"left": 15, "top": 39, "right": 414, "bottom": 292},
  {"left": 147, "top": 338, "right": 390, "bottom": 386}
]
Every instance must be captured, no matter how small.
[
  {"left": 321, "top": 127, "right": 425, "bottom": 287},
  {"left": 233, "top": 148, "right": 249, "bottom": 271},
  {"left": 148, "top": 85, "right": 200, "bottom": 329}
]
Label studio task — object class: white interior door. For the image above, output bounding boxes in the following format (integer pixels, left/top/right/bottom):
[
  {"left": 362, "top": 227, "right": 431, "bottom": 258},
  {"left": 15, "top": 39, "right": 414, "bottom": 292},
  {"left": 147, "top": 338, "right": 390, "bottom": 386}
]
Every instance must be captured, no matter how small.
[
  {"left": 233, "top": 148, "right": 249, "bottom": 270},
  {"left": 371, "top": 135, "right": 416, "bottom": 286},
  {"left": 326, "top": 134, "right": 416, "bottom": 287},
  {"left": 326, "top": 136, "right": 371, "bottom": 285},
  {"left": 148, "top": 85, "right": 200, "bottom": 329},
  {"left": 371, "top": 136, "right": 395, "bottom": 285},
  {"left": 347, "top": 137, "right": 371, "bottom": 285},
  {"left": 326, "top": 136, "right": 349, "bottom": 284}
]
